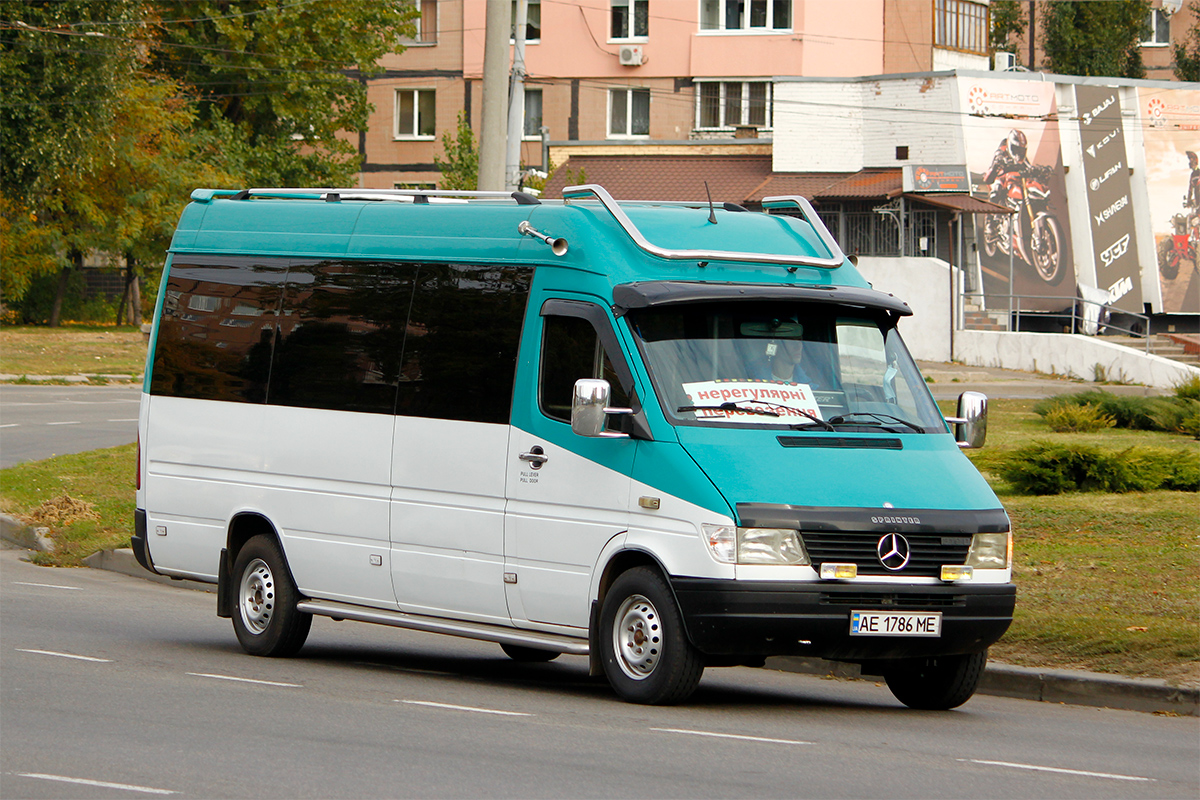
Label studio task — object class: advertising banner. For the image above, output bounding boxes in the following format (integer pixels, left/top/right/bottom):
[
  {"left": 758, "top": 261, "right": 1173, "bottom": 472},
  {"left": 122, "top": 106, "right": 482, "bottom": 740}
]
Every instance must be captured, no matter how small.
[
  {"left": 1140, "top": 87, "right": 1200, "bottom": 314},
  {"left": 960, "top": 79, "right": 1075, "bottom": 310},
  {"left": 1076, "top": 85, "right": 1142, "bottom": 313},
  {"left": 680, "top": 380, "right": 822, "bottom": 423}
]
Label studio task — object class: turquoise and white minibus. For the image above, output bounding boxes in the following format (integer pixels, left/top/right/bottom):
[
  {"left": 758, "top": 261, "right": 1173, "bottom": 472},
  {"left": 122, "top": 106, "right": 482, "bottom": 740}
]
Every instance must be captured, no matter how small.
[{"left": 134, "top": 184, "right": 1014, "bottom": 707}]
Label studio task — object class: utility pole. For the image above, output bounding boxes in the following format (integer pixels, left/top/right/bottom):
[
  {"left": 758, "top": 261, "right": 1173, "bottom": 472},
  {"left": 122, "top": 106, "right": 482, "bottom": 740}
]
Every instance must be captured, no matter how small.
[
  {"left": 478, "top": 0, "right": 512, "bottom": 191},
  {"left": 505, "top": 0, "right": 529, "bottom": 190}
]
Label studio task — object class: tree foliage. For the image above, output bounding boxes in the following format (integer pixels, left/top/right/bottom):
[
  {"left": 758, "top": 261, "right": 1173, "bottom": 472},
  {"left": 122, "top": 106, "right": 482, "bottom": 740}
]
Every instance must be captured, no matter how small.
[
  {"left": 1041, "top": 0, "right": 1151, "bottom": 78},
  {"left": 433, "top": 112, "right": 479, "bottom": 191},
  {"left": 989, "top": 0, "right": 1025, "bottom": 57},
  {"left": 1174, "top": 1, "right": 1200, "bottom": 81}
]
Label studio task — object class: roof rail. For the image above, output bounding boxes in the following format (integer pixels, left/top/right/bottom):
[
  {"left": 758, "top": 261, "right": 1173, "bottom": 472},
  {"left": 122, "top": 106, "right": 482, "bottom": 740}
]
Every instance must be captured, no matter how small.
[
  {"left": 190, "top": 188, "right": 541, "bottom": 205},
  {"left": 560, "top": 184, "right": 844, "bottom": 270}
]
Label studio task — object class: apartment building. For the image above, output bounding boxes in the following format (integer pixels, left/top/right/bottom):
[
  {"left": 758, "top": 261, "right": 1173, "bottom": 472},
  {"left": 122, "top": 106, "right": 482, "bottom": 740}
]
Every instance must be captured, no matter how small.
[{"left": 356, "top": 0, "right": 996, "bottom": 189}]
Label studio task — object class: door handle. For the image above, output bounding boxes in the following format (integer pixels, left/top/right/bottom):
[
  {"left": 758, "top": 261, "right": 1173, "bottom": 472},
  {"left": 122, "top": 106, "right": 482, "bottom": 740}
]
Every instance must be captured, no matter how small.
[{"left": 518, "top": 445, "right": 548, "bottom": 469}]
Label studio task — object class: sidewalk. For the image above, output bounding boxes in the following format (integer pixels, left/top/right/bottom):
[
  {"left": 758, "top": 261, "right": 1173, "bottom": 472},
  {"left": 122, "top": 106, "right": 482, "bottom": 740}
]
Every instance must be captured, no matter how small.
[
  {"left": 6, "top": 530, "right": 1193, "bottom": 717},
  {"left": 917, "top": 361, "right": 1169, "bottom": 400}
]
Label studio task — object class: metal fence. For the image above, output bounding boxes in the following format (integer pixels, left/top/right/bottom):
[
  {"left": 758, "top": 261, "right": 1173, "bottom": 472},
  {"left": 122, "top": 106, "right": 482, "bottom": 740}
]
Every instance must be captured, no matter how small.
[{"left": 963, "top": 292, "right": 1152, "bottom": 353}]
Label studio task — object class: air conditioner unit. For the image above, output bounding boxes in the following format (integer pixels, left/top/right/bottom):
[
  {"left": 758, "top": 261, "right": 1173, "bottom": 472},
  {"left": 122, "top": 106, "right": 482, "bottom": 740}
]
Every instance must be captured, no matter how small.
[
  {"left": 618, "top": 45, "right": 644, "bottom": 66},
  {"left": 993, "top": 52, "right": 1016, "bottom": 71}
]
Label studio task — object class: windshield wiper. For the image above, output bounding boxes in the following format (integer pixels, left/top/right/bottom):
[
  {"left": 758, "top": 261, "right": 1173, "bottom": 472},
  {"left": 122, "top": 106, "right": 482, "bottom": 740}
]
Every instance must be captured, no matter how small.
[
  {"left": 678, "top": 402, "right": 779, "bottom": 417},
  {"left": 827, "top": 411, "right": 926, "bottom": 433}
]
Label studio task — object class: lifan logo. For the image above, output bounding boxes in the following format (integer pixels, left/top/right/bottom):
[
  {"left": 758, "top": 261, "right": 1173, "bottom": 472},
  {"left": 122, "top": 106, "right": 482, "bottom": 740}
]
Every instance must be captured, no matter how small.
[
  {"left": 1090, "top": 161, "right": 1123, "bottom": 192},
  {"left": 1100, "top": 234, "right": 1131, "bottom": 267}
]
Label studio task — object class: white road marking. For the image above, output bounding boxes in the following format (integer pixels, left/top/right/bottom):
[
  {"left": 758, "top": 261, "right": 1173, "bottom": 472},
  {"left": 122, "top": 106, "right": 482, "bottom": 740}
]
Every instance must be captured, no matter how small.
[
  {"left": 16, "top": 772, "right": 177, "bottom": 795},
  {"left": 959, "top": 759, "right": 1154, "bottom": 782},
  {"left": 108, "top": 418, "right": 139, "bottom": 422},
  {"left": 46, "top": 420, "right": 81, "bottom": 426},
  {"left": 13, "top": 581, "right": 83, "bottom": 591},
  {"left": 186, "top": 672, "right": 302, "bottom": 688},
  {"left": 651, "top": 727, "right": 813, "bottom": 745},
  {"left": 0, "top": 423, "right": 17, "bottom": 428},
  {"left": 16, "top": 648, "right": 112, "bottom": 663},
  {"left": 399, "top": 700, "right": 532, "bottom": 717}
]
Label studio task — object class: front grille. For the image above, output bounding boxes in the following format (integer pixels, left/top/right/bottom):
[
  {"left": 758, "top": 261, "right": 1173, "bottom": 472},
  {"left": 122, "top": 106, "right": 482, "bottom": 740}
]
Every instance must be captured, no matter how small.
[
  {"left": 819, "top": 592, "right": 967, "bottom": 608},
  {"left": 801, "top": 531, "right": 971, "bottom": 578}
]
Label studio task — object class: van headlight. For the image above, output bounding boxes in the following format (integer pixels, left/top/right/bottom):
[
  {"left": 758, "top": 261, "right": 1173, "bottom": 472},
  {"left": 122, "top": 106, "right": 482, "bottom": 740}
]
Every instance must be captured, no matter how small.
[
  {"left": 702, "top": 524, "right": 810, "bottom": 565},
  {"left": 964, "top": 531, "right": 1012, "bottom": 569}
]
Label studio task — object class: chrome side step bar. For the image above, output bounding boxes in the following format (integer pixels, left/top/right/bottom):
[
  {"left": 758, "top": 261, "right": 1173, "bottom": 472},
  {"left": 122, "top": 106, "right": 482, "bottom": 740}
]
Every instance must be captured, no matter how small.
[{"left": 295, "top": 599, "right": 590, "bottom": 656}]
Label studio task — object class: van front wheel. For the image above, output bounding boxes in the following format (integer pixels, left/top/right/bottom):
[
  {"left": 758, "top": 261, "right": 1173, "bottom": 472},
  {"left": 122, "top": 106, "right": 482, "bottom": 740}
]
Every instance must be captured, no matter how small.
[
  {"left": 600, "top": 567, "right": 703, "bottom": 704},
  {"left": 883, "top": 650, "right": 987, "bottom": 710},
  {"left": 231, "top": 535, "right": 311, "bottom": 657}
]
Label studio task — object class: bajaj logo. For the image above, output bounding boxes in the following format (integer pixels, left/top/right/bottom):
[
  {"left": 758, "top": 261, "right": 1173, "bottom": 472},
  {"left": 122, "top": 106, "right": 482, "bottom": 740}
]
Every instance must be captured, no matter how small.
[{"left": 876, "top": 533, "right": 911, "bottom": 571}]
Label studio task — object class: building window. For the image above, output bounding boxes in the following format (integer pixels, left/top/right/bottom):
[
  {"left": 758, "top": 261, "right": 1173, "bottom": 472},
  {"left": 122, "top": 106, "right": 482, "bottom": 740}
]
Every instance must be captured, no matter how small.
[
  {"left": 610, "top": 88, "right": 650, "bottom": 137},
  {"left": 512, "top": 0, "right": 541, "bottom": 42},
  {"left": 524, "top": 89, "right": 543, "bottom": 137},
  {"left": 395, "top": 182, "right": 437, "bottom": 190},
  {"left": 1143, "top": 8, "right": 1171, "bottom": 45},
  {"left": 697, "top": 81, "right": 771, "bottom": 129},
  {"left": 934, "top": 0, "right": 988, "bottom": 55},
  {"left": 395, "top": 89, "right": 435, "bottom": 138},
  {"left": 700, "top": 0, "right": 791, "bottom": 31},
  {"left": 414, "top": 0, "right": 437, "bottom": 44},
  {"left": 611, "top": 0, "right": 648, "bottom": 39}
]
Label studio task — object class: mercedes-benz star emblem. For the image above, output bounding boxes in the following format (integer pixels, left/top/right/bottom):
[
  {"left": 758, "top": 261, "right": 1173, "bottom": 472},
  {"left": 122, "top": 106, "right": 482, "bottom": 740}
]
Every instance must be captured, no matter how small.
[{"left": 876, "top": 533, "right": 911, "bottom": 571}]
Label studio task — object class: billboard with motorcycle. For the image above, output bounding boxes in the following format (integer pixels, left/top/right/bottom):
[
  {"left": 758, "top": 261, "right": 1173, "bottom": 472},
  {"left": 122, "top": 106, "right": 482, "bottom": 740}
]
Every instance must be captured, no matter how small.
[
  {"left": 960, "top": 79, "right": 1075, "bottom": 312},
  {"left": 1140, "top": 87, "right": 1200, "bottom": 315}
]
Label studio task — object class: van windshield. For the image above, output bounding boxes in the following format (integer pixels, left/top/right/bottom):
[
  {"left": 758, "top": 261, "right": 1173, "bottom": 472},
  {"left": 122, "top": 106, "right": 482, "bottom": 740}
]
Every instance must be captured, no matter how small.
[{"left": 627, "top": 302, "right": 945, "bottom": 433}]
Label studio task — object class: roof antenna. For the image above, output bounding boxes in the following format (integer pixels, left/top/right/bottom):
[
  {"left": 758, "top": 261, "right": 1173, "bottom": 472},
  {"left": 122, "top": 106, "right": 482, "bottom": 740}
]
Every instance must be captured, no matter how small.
[{"left": 705, "top": 181, "right": 717, "bottom": 224}]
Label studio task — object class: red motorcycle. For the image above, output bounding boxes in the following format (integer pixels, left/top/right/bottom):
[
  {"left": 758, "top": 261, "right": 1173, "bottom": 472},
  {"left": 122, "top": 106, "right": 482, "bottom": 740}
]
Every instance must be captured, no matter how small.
[
  {"left": 982, "top": 167, "right": 1065, "bottom": 285},
  {"left": 1157, "top": 210, "right": 1197, "bottom": 281}
]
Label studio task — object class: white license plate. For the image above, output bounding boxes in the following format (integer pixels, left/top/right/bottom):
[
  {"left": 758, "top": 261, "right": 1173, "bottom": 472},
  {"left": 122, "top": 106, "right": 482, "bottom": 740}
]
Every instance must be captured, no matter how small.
[{"left": 850, "top": 610, "right": 942, "bottom": 637}]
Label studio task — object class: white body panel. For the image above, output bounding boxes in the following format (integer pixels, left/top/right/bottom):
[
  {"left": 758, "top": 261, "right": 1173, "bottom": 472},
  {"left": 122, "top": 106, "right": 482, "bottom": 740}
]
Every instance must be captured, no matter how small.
[{"left": 389, "top": 416, "right": 510, "bottom": 624}]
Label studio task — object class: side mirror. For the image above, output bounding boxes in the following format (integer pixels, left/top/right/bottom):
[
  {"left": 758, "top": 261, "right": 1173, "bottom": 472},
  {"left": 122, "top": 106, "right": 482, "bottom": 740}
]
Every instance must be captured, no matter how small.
[
  {"left": 571, "top": 379, "right": 632, "bottom": 439},
  {"left": 946, "top": 391, "right": 988, "bottom": 449}
]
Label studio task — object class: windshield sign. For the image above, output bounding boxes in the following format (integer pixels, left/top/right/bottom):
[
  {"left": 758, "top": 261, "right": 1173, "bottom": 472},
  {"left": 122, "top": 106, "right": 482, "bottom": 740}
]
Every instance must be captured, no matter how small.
[{"left": 629, "top": 302, "right": 945, "bottom": 433}]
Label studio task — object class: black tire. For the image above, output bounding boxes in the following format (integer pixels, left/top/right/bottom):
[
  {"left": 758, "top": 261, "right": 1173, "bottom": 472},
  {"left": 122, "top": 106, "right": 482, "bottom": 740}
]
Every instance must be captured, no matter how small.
[
  {"left": 884, "top": 650, "right": 988, "bottom": 710},
  {"left": 1158, "top": 238, "right": 1180, "bottom": 280},
  {"left": 500, "top": 643, "right": 560, "bottom": 663},
  {"left": 231, "top": 534, "right": 311, "bottom": 657},
  {"left": 599, "top": 567, "right": 704, "bottom": 705},
  {"left": 1031, "top": 215, "right": 1064, "bottom": 285}
]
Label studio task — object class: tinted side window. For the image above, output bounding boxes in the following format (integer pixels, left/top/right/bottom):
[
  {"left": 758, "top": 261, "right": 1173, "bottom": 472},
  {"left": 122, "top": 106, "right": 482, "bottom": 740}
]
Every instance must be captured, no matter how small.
[
  {"left": 540, "top": 315, "right": 630, "bottom": 423},
  {"left": 269, "top": 260, "right": 412, "bottom": 414},
  {"left": 395, "top": 263, "right": 533, "bottom": 424},
  {"left": 150, "top": 257, "right": 287, "bottom": 402}
]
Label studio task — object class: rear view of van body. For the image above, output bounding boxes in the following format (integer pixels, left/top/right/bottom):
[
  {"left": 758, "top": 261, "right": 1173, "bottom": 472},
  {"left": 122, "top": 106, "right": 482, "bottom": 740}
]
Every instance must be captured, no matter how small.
[{"left": 134, "top": 185, "right": 1014, "bottom": 708}]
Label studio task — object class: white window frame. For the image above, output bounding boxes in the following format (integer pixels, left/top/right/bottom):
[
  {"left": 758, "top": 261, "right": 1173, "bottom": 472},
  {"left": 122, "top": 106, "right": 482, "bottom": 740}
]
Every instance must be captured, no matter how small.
[
  {"left": 394, "top": 88, "right": 436, "bottom": 140},
  {"left": 1142, "top": 8, "right": 1171, "bottom": 46},
  {"left": 404, "top": 0, "right": 438, "bottom": 46},
  {"left": 608, "top": 87, "right": 651, "bottom": 138},
  {"left": 523, "top": 88, "right": 544, "bottom": 140},
  {"left": 511, "top": 0, "right": 541, "bottom": 44},
  {"left": 694, "top": 80, "right": 772, "bottom": 130},
  {"left": 610, "top": 0, "right": 649, "bottom": 41},
  {"left": 699, "top": 0, "right": 792, "bottom": 33}
]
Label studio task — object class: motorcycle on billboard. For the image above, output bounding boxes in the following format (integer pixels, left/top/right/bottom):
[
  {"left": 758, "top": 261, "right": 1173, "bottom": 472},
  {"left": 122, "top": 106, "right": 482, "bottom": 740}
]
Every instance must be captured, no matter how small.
[{"left": 981, "top": 131, "right": 1066, "bottom": 286}]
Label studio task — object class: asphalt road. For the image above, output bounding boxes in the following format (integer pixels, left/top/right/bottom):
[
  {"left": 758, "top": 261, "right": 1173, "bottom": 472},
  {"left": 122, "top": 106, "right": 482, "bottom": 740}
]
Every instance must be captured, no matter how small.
[
  {"left": 0, "top": 385, "right": 141, "bottom": 468},
  {"left": 1, "top": 549, "right": 1196, "bottom": 800}
]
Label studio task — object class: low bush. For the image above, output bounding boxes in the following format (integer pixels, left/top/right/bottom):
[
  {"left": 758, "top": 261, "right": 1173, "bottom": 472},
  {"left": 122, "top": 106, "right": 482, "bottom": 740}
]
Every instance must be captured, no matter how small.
[
  {"left": 1042, "top": 403, "right": 1115, "bottom": 432},
  {"left": 999, "top": 441, "right": 1200, "bottom": 495},
  {"left": 1035, "top": 390, "right": 1200, "bottom": 438},
  {"left": 1174, "top": 374, "right": 1200, "bottom": 401}
]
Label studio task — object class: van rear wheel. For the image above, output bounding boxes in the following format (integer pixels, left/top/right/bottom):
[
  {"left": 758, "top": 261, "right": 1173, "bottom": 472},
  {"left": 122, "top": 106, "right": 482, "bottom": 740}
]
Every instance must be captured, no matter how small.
[
  {"left": 883, "top": 650, "right": 987, "bottom": 710},
  {"left": 600, "top": 567, "right": 703, "bottom": 705},
  {"left": 500, "top": 643, "right": 560, "bottom": 662},
  {"left": 231, "top": 535, "right": 311, "bottom": 657}
]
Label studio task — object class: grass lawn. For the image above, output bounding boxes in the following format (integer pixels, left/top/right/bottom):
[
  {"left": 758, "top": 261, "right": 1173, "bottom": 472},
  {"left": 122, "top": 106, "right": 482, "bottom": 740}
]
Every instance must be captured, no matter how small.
[
  {"left": 0, "top": 325, "right": 147, "bottom": 378},
  {"left": 2, "top": 398, "right": 1197, "bottom": 685}
]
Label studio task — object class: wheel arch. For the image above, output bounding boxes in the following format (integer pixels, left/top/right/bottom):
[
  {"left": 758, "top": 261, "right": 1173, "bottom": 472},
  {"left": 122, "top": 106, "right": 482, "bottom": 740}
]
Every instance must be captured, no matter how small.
[{"left": 217, "top": 512, "right": 284, "bottom": 619}]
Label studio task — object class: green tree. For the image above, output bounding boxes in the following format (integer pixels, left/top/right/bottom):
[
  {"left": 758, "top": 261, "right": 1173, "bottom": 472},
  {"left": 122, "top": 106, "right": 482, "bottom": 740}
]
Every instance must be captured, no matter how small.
[
  {"left": 989, "top": 0, "right": 1026, "bottom": 56},
  {"left": 1041, "top": 0, "right": 1151, "bottom": 78},
  {"left": 1174, "top": 2, "right": 1200, "bottom": 81},
  {"left": 433, "top": 112, "right": 478, "bottom": 191},
  {"left": 148, "top": 0, "right": 417, "bottom": 187}
]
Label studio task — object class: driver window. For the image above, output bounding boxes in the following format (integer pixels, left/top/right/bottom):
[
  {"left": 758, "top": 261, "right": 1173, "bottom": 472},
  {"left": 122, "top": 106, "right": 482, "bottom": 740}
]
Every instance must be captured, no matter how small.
[{"left": 539, "top": 315, "right": 630, "bottom": 423}]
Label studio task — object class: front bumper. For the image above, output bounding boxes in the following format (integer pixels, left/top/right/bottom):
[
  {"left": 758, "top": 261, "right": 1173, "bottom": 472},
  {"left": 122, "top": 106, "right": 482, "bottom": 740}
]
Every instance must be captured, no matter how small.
[{"left": 671, "top": 578, "right": 1015, "bottom": 661}]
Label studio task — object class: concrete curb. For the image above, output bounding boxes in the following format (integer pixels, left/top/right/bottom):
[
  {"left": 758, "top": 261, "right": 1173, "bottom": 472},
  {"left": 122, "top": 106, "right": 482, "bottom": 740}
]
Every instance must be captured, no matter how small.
[
  {"left": 5, "top": 517, "right": 1195, "bottom": 716},
  {"left": 0, "top": 373, "right": 141, "bottom": 384}
]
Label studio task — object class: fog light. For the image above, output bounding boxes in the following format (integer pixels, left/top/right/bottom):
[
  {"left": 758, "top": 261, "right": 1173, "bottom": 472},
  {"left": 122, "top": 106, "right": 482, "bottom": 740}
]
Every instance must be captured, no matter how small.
[
  {"left": 820, "top": 563, "right": 857, "bottom": 580},
  {"left": 941, "top": 565, "right": 974, "bottom": 581}
]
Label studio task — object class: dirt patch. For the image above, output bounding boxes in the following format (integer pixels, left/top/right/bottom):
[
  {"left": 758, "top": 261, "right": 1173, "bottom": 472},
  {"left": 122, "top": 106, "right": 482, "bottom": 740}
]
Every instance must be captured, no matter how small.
[{"left": 16, "top": 494, "right": 100, "bottom": 527}]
